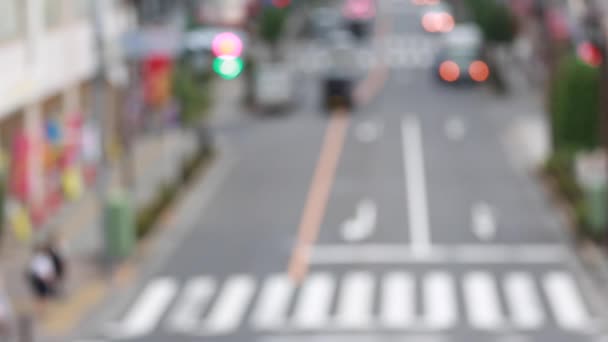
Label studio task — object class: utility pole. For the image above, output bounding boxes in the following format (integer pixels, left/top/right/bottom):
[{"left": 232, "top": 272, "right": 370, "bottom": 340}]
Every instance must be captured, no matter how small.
[{"left": 92, "top": 0, "right": 110, "bottom": 258}]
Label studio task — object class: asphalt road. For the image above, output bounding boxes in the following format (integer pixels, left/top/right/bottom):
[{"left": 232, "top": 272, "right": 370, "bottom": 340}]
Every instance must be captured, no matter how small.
[{"left": 77, "top": 1, "right": 607, "bottom": 342}]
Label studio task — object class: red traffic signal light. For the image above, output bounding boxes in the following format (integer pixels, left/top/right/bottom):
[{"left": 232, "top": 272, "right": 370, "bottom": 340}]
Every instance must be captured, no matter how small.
[
  {"left": 212, "top": 32, "right": 244, "bottom": 58},
  {"left": 577, "top": 41, "right": 602, "bottom": 67}
]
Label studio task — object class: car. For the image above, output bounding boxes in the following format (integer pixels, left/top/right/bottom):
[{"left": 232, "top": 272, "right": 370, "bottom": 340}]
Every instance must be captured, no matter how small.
[
  {"left": 434, "top": 24, "right": 490, "bottom": 84},
  {"left": 420, "top": 2, "right": 455, "bottom": 33},
  {"left": 323, "top": 71, "right": 354, "bottom": 111}
]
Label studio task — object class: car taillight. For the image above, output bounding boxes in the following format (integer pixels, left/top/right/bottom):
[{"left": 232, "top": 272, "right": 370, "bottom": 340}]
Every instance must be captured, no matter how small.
[
  {"left": 469, "top": 61, "right": 490, "bottom": 82},
  {"left": 439, "top": 61, "right": 460, "bottom": 82},
  {"left": 422, "top": 12, "right": 454, "bottom": 33}
]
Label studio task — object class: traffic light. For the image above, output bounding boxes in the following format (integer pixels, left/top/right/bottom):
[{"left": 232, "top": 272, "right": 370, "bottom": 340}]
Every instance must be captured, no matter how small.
[
  {"left": 212, "top": 32, "right": 245, "bottom": 79},
  {"left": 213, "top": 56, "right": 244, "bottom": 80},
  {"left": 577, "top": 41, "right": 602, "bottom": 67}
]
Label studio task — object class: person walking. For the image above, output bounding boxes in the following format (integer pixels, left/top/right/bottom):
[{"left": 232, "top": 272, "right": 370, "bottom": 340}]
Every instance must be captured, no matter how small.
[{"left": 26, "top": 244, "right": 56, "bottom": 315}]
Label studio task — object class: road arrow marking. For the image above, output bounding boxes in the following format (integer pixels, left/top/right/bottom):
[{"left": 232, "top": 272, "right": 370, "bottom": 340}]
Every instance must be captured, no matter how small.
[
  {"left": 342, "top": 199, "right": 377, "bottom": 242},
  {"left": 472, "top": 202, "right": 496, "bottom": 241}
]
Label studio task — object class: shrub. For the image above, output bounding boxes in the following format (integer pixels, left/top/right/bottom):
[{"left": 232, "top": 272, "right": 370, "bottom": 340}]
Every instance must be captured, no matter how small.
[
  {"left": 258, "top": 7, "right": 288, "bottom": 47},
  {"left": 549, "top": 55, "right": 600, "bottom": 151},
  {"left": 173, "top": 62, "right": 212, "bottom": 127},
  {"left": 464, "top": 0, "right": 517, "bottom": 44}
]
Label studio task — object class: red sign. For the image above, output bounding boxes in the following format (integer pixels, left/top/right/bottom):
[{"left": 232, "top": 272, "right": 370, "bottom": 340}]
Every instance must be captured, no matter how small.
[{"left": 143, "top": 54, "right": 173, "bottom": 107}]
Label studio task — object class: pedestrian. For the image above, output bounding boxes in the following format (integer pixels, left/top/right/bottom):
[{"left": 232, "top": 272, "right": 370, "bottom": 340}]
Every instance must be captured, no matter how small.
[
  {"left": 44, "top": 234, "right": 67, "bottom": 295},
  {"left": 26, "top": 244, "right": 56, "bottom": 314}
]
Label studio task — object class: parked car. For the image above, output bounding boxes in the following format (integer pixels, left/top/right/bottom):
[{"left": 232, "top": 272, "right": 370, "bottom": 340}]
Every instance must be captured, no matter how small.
[
  {"left": 254, "top": 62, "right": 294, "bottom": 112},
  {"left": 434, "top": 23, "right": 490, "bottom": 84}
]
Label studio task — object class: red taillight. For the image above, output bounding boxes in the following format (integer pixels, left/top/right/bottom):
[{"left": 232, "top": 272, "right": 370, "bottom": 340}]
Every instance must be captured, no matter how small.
[
  {"left": 422, "top": 12, "right": 454, "bottom": 33},
  {"left": 469, "top": 61, "right": 490, "bottom": 82},
  {"left": 440, "top": 61, "right": 460, "bottom": 82}
]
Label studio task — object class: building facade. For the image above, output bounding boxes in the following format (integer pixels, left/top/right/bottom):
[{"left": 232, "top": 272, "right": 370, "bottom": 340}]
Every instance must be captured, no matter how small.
[{"left": 0, "top": 0, "right": 135, "bottom": 239}]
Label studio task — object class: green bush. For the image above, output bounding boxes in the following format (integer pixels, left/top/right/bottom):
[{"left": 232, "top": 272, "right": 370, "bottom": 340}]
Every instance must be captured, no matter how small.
[
  {"left": 173, "top": 62, "right": 212, "bottom": 127},
  {"left": 549, "top": 55, "right": 600, "bottom": 151},
  {"left": 258, "top": 6, "right": 287, "bottom": 46},
  {"left": 464, "top": 0, "right": 517, "bottom": 44}
]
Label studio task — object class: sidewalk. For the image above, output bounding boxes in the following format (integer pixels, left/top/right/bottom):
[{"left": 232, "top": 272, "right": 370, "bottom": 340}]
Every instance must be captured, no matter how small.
[{"left": 0, "top": 127, "right": 197, "bottom": 341}]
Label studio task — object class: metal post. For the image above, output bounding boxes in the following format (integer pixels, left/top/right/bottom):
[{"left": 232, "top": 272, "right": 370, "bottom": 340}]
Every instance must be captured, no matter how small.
[{"left": 92, "top": 0, "right": 110, "bottom": 260}]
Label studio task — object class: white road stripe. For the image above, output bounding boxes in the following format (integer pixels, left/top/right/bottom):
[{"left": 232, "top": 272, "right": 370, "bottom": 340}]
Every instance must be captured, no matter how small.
[
  {"left": 335, "top": 272, "right": 375, "bottom": 329},
  {"left": 203, "top": 275, "right": 256, "bottom": 335},
  {"left": 424, "top": 272, "right": 457, "bottom": 329},
  {"left": 543, "top": 272, "right": 591, "bottom": 331},
  {"left": 251, "top": 274, "right": 295, "bottom": 330},
  {"left": 381, "top": 272, "right": 415, "bottom": 328},
  {"left": 167, "top": 277, "right": 216, "bottom": 333},
  {"left": 310, "top": 244, "right": 568, "bottom": 264},
  {"left": 292, "top": 273, "right": 335, "bottom": 329},
  {"left": 464, "top": 272, "right": 505, "bottom": 330},
  {"left": 402, "top": 116, "right": 432, "bottom": 258},
  {"left": 111, "top": 277, "right": 177, "bottom": 339},
  {"left": 505, "top": 273, "right": 544, "bottom": 330}
]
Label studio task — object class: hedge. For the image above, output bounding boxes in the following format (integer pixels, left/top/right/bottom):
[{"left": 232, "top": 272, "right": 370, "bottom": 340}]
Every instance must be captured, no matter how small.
[{"left": 549, "top": 54, "right": 600, "bottom": 151}]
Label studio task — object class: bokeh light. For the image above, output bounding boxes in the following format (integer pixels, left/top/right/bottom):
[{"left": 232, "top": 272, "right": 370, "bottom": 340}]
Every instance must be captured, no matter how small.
[
  {"left": 213, "top": 56, "right": 244, "bottom": 80},
  {"left": 469, "top": 61, "right": 490, "bottom": 82},
  {"left": 439, "top": 61, "right": 460, "bottom": 82},
  {"left": 211, "top": 32, "right": 243, "bottom": 58}
]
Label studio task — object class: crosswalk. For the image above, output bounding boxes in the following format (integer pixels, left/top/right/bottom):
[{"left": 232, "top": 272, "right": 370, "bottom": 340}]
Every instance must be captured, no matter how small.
[
  {"left": 287, "top": 34, "right": 441, "bottom": 73},
  {"left": 102, "top": 270, "right": 594, "bottom": 339}
]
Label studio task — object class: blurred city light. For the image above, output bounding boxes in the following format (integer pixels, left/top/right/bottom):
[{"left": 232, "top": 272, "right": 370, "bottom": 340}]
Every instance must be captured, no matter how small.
[
  {"left": 422, "top": 12, "right": 454, "bottom": 33},
  {"left": 577, "top": 41, "right": 602, "bottom": 67},
  {"left": 211, "top": 32, "right": 243, "bottom": 58},
  {"left": 439, "top": 60, "right": 460, "bottom": 82},
  {"left": 469, "top": 61, "right": 490, "bottom": 82},
  {"left": 213, "top": 56, "right": 244, "bottom": 79}
]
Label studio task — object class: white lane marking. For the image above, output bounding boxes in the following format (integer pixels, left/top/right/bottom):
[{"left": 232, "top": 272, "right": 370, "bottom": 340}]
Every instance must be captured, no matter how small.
[
  {"left": 402, "top": 116, "right": 432, "bottom": 258},
  {"left": 109, "top": 278, "right": 178, "bottom": 339},
  {"left": 464, "top": 272, "right": 505, "bottom": 330},
  {"left": 424, "top": 272, "right": 457, "bottom": 329},
  {"left": 355, "top": 121, "right": 382, "bottom": 143},
  {"left": 335, "top": 272, "right": 376, "bottom": 329},
  {"left": 504, "top": 272, "right": 544, "bottom": 330},
  {"left": 444, "top": 117, "right": 466, "bottom": 141},
  {"left": 381, "top": 272, "right": 416, "bottom": 328},
  {"left": 310, "top": 244, "right": 568, "bottom": 264},
  {"left": 251, "top": 274, "right": 295, "bottom": 330},
  {"left": 167, "top": 277, "right": 216, "bottom": 333},
  {"left": 203, "top": 275, "right": 256, "bottom": 335},
  {"left": 342, "top": 199, "right": 378, "bottom": 242},
  {"left": 292, "top": 273, "right": 335, "bottom": 329},
  {"left": 543, "top": 272, "right": 591, "bottom": 331},
  {"left": 472, "top": 202, "right": 497, "bottom": 241}
]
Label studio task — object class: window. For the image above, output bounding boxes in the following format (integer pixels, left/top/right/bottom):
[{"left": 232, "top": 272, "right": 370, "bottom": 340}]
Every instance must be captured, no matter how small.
[
  {"left": 0, "top": 0, "right": 22, "bottom": 41},
  {"left": 44, "top": 0, "right": 64, "bottom": 28}
]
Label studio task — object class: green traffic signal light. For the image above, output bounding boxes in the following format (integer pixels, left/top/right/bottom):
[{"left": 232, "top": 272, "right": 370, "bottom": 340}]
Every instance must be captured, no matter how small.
[{"left": 213, "top": 56, "right": 244, "bottom": 79}]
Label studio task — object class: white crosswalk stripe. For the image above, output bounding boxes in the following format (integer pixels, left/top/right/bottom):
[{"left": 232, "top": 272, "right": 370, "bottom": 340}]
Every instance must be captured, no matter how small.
[
  {"left": 464, "top": 271, "right": 505, "bottom": 330},
  {"left": 544, "top": 272, "right": 592, "bottom": 331},
  {"left": 380, "top": 272, "right": 416, "bottom": 328},
  {"left": 167, "top": 276, "right": 216, "bottom": 333},
  {"left": 251, "top": 274, "right": 295, "bottom": 330},
  {"left": 335, "top": 272, "right": 376, "bottom": 329},
  {"left": 203, "top": 275, "right": 256, "bottom": 335},
  {"left": 110, "top": 277, "right": 178, "bottom": 339},
  {"left": 423, "top": 272, "right": 457, "bottom": 329},
  {"left": 106, "top": 270, "right": 593, "bottom": 338},
  {"left": 292, "top": 273, "right": 336, "bottom": 329},
  {"left": 505, "top": 273, "right": 545, "bottom": 330}
]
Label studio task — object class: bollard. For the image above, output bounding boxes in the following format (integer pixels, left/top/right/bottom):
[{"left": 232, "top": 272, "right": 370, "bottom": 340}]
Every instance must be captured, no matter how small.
[{"left": 104, "top": 189, "right": 135, "bottom": 261}]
